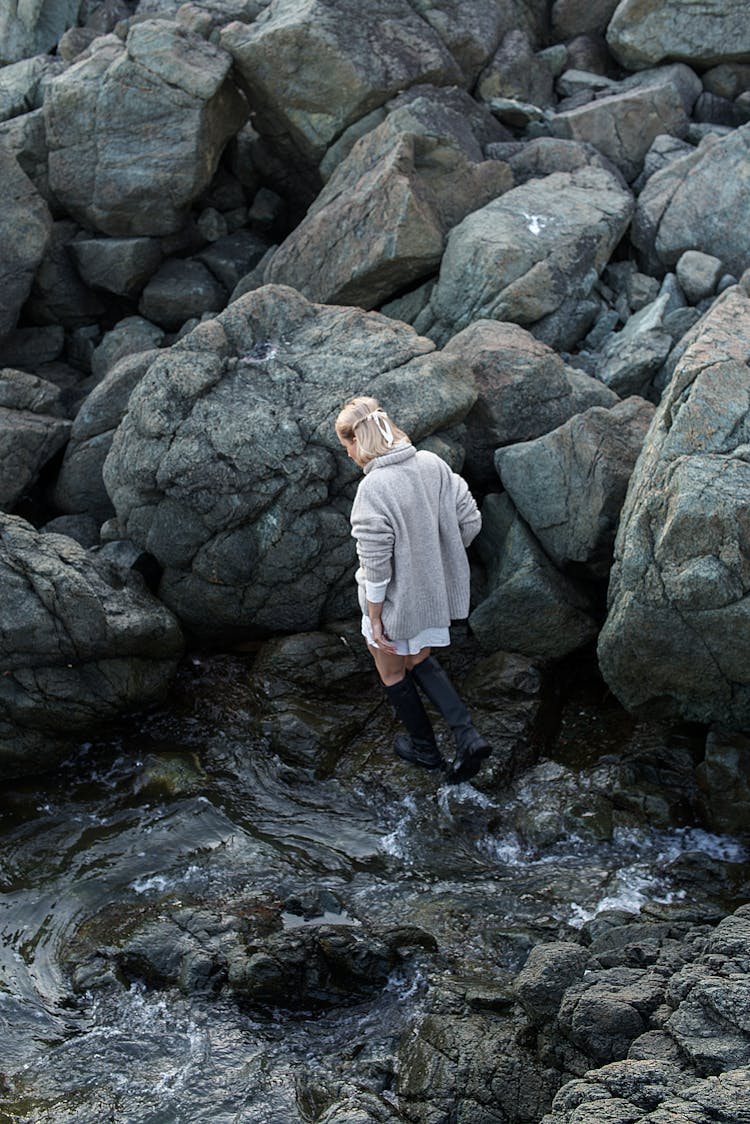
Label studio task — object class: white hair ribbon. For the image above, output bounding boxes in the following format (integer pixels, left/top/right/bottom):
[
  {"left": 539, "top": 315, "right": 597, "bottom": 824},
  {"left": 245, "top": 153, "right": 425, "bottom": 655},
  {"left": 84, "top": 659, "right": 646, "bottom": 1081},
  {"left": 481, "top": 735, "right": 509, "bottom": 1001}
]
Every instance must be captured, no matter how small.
[{"left": 361, "top": 409, "right": 395, "bottom": 446}]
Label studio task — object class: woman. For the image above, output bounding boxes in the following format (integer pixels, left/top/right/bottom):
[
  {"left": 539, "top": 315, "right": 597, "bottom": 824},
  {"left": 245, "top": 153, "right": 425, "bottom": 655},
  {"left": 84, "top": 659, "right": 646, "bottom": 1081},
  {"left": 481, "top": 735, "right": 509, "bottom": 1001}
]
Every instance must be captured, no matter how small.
[{"left": 336, "top": 395, "right": 491, "bottom": 784}]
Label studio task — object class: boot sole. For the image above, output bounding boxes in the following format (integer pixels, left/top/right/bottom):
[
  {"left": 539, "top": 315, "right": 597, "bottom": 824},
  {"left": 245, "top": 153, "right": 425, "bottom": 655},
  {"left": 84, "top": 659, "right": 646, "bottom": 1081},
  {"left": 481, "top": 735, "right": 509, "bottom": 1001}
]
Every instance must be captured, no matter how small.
[{"left": 447, "top": 743, "right": 491, "bottom": 784}]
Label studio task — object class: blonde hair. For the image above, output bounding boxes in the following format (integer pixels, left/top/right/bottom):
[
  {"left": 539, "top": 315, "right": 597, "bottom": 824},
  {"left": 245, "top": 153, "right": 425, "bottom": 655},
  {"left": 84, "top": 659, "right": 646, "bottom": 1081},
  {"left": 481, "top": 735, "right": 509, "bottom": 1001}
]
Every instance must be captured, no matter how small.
[{"left": 335, "top": 396, "right": 411, "bottom": 466}]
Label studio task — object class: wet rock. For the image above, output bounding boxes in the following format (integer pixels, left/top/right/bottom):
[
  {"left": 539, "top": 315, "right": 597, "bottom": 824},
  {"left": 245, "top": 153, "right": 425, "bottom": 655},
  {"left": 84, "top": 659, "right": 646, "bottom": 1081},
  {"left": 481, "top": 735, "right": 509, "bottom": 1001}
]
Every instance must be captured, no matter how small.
[
  {"left": 415, "top": 164, "right": 633, "bottom": 351},
  {"left": 469, "top": 493, "right": 599, "bottom": 660},
  {"left": 548, "top": 67, "right": 698, "bottom": 183},
  {"left": 0, "top": 1, "right": 81, "bottom": 64},
  {"left": 632, "top": 126, "right": 750, "bottom": 278},
  {"left": 44, "top": 20, "right": 247, "bottom": 236},
  {"left": 247, "top": 625, "right": 377, "bottom": 774},
  {"left": 0, "top": 374, "right": 71, "bottom": 511},
  {"left": 265, "top": 94, "right": 512, "bottom": 309},
  {"left": 442, "top": 319, "right": 617, "bottom": 487},
  {"left": 598, "top": 285, "right": 750, "bottom": 727},
  {"left": 607, "top": 0, "right": 750, "bottom": 72},
  {"left": 0, "top": 148, "right": 52, "bottom": 340},
  {"left": 0, "top": 513, "right": 183, "bottom": 778},
  {"left": 53, "top": 350, "right": 159, "bottom": 521},
  {"left": 69, "top": 236, "right": 164, "bottom": 299},
  {"left": 496, "top": 397, "right": 655, "bottom": 578},
  {"left": 697, "top": 727, "right": 750, "bottom": 839},
  {"left": 139, "top": 258, "right": 227, "bottom": 331},
  {"left": 103, "top": 284, "right": 476, "bottom": 640},
  {"left": 515, "top": 942, "right": 590, "bottom": 1026},
  {"left": 675, "top": 250, "right": 724, "bottom": 305}
]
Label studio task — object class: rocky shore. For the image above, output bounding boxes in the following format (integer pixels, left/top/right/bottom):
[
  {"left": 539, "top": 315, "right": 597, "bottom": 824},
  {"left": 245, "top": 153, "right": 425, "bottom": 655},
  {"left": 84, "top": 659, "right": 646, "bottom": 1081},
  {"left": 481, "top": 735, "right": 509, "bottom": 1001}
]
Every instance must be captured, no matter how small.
[{"left": 2, "top": 1, "right": 750, "bottom": 1121}]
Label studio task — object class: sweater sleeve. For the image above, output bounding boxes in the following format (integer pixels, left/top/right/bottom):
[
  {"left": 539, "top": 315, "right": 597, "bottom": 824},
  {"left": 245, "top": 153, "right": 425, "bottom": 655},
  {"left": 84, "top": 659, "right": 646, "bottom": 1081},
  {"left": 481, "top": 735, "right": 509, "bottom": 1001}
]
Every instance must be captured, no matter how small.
[
  {"left": 350, "top": 487, "right": 395, "bottom": 584},
  {"left": 453, "top": 471, "right": 482, "bottom": 547}
]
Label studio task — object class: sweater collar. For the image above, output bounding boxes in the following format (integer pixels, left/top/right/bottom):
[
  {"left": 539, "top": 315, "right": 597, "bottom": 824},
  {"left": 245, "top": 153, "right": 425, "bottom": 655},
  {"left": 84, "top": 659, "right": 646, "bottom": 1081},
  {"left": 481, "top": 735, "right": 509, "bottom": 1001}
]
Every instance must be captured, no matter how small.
[{"left": 363, "top": 441, "right": 416, "bottom": 474}]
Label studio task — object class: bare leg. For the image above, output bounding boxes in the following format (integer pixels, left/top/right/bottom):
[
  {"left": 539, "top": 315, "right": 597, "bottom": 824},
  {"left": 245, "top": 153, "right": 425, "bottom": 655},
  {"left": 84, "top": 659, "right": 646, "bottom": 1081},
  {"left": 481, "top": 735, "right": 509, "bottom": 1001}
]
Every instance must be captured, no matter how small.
[{"left": 369, "top": 644, "right": 431, "bottom": 685}]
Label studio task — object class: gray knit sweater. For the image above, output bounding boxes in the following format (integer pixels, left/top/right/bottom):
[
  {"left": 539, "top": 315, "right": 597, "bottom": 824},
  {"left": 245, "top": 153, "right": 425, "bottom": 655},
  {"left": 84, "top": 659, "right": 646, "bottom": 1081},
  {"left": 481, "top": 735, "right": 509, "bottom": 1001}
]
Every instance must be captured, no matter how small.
[{"left": 350, "top": 444, "right": 481, "bottom": 640}]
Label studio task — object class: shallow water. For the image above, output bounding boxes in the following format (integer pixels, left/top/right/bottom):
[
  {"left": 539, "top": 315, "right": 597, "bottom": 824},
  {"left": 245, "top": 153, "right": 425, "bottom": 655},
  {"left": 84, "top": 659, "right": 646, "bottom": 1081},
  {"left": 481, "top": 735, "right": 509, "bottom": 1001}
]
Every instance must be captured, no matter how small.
[{"left": 0, "top": 654, "right": 747, "bottom": 1122}]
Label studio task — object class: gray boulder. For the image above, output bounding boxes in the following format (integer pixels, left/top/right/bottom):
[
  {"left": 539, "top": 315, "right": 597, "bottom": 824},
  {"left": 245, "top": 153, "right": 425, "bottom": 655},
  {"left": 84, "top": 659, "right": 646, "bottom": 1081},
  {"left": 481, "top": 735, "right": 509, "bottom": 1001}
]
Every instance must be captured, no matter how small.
[
  {"left": 487, "top": 136, "right": 618, "bottom": 183},
  {"left": 696, "top": 727, "right": 750, "bottom": 837},
  {"left": 469, "top": 493, "right": 599, "bottom": 660},
  {"left": 551, "top": 0, "right": 620, "bottom": 39},
  {"left": 598, "top": 285, "right": 750, "bottom": 727},
  {"left": 0, "top": 514, "right": 183, "bottom": 778},
  {"left": 139, "top": 258, "right": 227, "bottom": 331},
  {"left": 90, "top": 316, "right": 164, "bottom": 382},
  {"left": 594, "top": 294, "right": 674, "bottom": 397},
  {"left": 607, "top": 0, "right": 750, "bottom": 71},
  {"left": 0, "top": 108, "right": 52, "bottom": 204},
  {"left": 415, "top": 164, "right": 634, "bottom": 351},
  {"left": 477, "top": 29, "right": 556, "bottom": 107},
  {"left": 675, "top": 250, "right": 724, "bottom": 304},
  {"left": 103, "top": 284, "right": 477, "bottom": 640},
  {"left": 547, "top": 67, "right": 698, "bottom": 183},
  {"left": 0, "top": 148, "right": 52, "bottom": 339},
  {"left": 53, "top": 350, "right": 159, "bottom": 521},
  {"left": 0, "top": 55, "right": 65, "bottom": 121},
  {"left": 25, "top": 220, "right": 105, "bottom": 328},
  {"left": 632, "top": 125, "right": 750, "bottom": 278},
  {"left": 265, "top": 97, "right": 512, "bottom": 309},
  {"left": 0, "top": 368, "right": 71, "bottom": 511},
  {"left": 496, "top": 397, "right": 655, "bottom": 578},
  {"left": 220, "top": 1, "right": 461, "bottom": 176},
  {"left": 69, "top": 236, "right": 164, "bottom": 299},
  {"left": 515, "top": 942, "right": 590, "bottom": 1027},
  {"left": 0, "top": 1, "right": 81, "bottom": 64},
  {"left": 44, "top": 20, "right": 247, "bottom": 236},
  {"left": 196, "top": 230, "right": 269, "bottom": 292},
  {"left": 442, "top": 319, "right": 617, "bottom": 486}
]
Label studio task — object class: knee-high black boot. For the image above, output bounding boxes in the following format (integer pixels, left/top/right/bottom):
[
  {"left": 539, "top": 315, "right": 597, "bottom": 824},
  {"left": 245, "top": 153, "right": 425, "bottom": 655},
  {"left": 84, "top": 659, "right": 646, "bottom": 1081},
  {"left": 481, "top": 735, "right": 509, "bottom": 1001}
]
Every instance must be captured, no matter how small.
[
  {"left": 383, "top": 676, "right": 444, "bottom": 771},
  {"left": 410, "top": 656, "right": 491, "bottom": 783}
]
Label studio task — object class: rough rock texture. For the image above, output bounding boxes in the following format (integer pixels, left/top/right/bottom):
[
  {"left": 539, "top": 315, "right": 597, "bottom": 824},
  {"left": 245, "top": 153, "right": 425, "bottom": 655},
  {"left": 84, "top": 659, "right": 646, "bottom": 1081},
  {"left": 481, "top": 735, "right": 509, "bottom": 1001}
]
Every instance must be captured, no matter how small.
[
  {"left": 0, "top": 0, "right": 82, "bottom": 64},
  {"left": 44, "top": 20, "right": 247, "bottom": 236},
  {"left": 0, "top": 148, "right": 52, "bottom": 339},
  {"left": 697, "top": 726, "right": 750, "bottom": 836},
  {"left": 442, "top": 320, "right": 617, "bottom": 486},
  {"left": 632, "top": 125, "right": 750, "bottom": 278},
  {"left": 265, "top": 96, "right": 513, "bottom": 309},
  {"left": 220, "top": 0, "right": 462, "bottom": 179},
  {"left": 0, "top": 514, "right": 183, "bottom": 777},
  {"left": 598, "top": 285, "right": 750, "bottom": 726},
  {"left": 138, "top": 258, "right": 227, "bottom": 331},
  {"left": 69, "top": 236, "right": 164, "bottom": 299},
  {"left": 496, "top": 397, "right": 655, "bottom": 578},
  {"left": 469, "top": 493, "right": 599, "bottom": 659},
  {"left": 103, "top": 284, "right": 477, "bottom": 640},
  {"left": 53, "top": 350, "right": 159, "bottom": 522},
  {"left": 0, "top": 368, "right": 71, "bottom": 512},
  {"left": 594, "top": 294, "right": 674, "bottom": 397},
  {"left": 548, "top": 67, "right": 698, "bottom": 182},
  {"left": 607, "top": 0, "right": 750, "bottom": 72},
  {"left": 415, "top": 165, "right": 634, "bottom": 350}
]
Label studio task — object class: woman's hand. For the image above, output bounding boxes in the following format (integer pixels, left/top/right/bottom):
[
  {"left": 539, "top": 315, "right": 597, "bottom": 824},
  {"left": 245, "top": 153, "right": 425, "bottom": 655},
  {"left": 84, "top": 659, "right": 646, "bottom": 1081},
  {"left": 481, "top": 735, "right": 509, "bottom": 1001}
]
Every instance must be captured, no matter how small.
[{"left": 369, "top": 612, "right": 398, "bottom": 654}]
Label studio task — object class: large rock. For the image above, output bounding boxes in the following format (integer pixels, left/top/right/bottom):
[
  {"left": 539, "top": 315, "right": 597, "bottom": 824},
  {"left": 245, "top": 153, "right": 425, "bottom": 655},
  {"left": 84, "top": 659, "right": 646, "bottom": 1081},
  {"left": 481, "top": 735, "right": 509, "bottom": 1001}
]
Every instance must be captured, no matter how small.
[
  {"left": 632, "top": 124, "right": 750, "bottom": 279},
  {"left": 0, "top": 54, "right": 65, "bottom": 120},
  {"left": 103, "top": 284, "right": 477, "bottom": 640},
  {"left": 44, "top": 20, "right": 247, "bottom": 236},
  {"left": 0, "top": 107, "right": 52, "bottom": 204},
  {"left": 598, "top": 286, "right": 750, "bottom": 726},
  {"left": 25, "top": 220, "right": 105, "bottom": 328},
  {"left": 594, "top": 294, "right": 674, "bottom": 397},
  {"left": 0, "top": 368, "right": 71, "bottom": 511},
  {"left": 441, "top": 319, "right": 617, "bottom": 486},
  {"left": 469, "top": 493, "right": 599, "bottom": 660},
  {"left": 607, "top": 0, "right": 750, "bottom": 71},
  {"left": 219, "top": 0, "right": 461, "bottom": 184},
  {"left": 0, "top": 148, "right": 52, "bottom": 339},
  {"left": 138, "top": 258, "right": 227, "bottom": 331},
  {"left": 53, "top": 350, "right": 159, "bottom": 522},
  {"left": 548, "top": 67, "right": 697, "bottom": 183},
  {"left": 0, "top": 1, "right": 81, "bottom": 64},
  {"left": 69, "top": 236, "right": 164, "bottom": 299},
  {"left": 265, "top": 96, "right": 512, "bottom": 309},
  {"left": 0, "top": 514, "right": 183, "bottom": 777},
  {"left": 415, "top": 164, "right": 634, "bottom": 350},
  {"left": 496, "top": 397, "right": 655, "bottom": 578}
]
